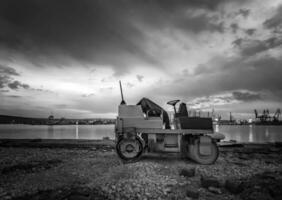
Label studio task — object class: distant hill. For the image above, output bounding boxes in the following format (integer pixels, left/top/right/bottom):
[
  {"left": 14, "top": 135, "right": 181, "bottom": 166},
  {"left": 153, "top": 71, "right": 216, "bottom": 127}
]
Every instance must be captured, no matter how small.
[
  {"left": 0, "top": 115, "right": 46, "bottom": 124},
  {"left": 0, "top": 115, "right": 115, "bottom": 125}
]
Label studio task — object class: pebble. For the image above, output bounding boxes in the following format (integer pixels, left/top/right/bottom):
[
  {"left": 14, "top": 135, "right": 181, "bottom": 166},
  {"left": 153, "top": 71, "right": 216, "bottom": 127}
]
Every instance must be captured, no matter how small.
[
  {"left": 0, "top": 187, "right": 7, "bottom": 197},
  {"left": 186, "top": 188, "right": 199, "bottom": 199},
  {"left": 225, "top": 178, "right": 244, "bottom": 194},
  {"left": 208, "top": 186, "right": 222, "bottom": 194},
  {"left": 68, "top": 194, "right": 90, "bottom": 200},
  {"left": 3, "top": 196, "right": 11, "bottom": 200},
  {"left": 201, "top": 175, "right": 221, "bottom": 188},
  {"left": 179, "top": 168, "right": 196, "bottom": 178}
]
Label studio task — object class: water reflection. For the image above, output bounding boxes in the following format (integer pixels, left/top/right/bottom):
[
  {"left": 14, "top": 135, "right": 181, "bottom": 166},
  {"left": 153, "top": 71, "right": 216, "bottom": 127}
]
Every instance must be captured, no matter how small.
[
  {"left": 265, "top": 127, "right": 269, "bottom": 138},
  {"left": 215, "top": 124, "right": 219, "bottom": 132},
  {"left": 76, "top": 124, "right": 79, "bottom": 139},
  {"left": 249, "top": 125, "right": 253, "bottom": 142},
  {"left": 47, "top": 126, "right": 54, "bottom": 138},
  {"left": 217, "top": 125, "right": 282, "bottom": 143}
]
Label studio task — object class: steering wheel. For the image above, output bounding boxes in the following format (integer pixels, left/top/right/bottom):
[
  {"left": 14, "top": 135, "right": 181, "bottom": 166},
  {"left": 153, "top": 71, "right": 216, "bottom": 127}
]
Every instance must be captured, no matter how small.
[
  {"left": 167, "top": 100, "right": 180, "bottom": 106},
  {"left": 167, "top": 100, "right": 180, "bottom": 114}
]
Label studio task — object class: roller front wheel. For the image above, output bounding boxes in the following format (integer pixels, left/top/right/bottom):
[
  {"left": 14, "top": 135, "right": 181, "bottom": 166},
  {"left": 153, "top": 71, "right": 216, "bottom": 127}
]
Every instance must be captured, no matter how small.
[{"left": 116, "top": 137, "right": 143, "bottom": 162}]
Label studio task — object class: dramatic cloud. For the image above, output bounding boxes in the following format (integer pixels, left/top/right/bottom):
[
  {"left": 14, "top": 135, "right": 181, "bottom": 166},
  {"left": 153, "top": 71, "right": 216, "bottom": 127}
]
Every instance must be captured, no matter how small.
[
  {"left": 233, "top": 37, "right": 282, "bottom": 56},
  {"left": 237, "top": 9, "right": 250, "bottom": 18},
  {"left": 230, "top": 23, "right": 239, "bottom": 33},
  {"left": 0, "top": 64, "right": 30, "bottom": 90},
  {"left": 245, "top": 28, "right": 256, "bottom": 36},
  {"left": 0, "top": 64, "right": 19, "bottom": 88},
  {"left": 8, "top": 80, "right": 30, "bottom": 90},
  {"left": 81, "top": 93, "right": 95, "bottom": 98},
  {"left": 263, "top": 5, "right": 282, "bottom": 31},
  {"left": 136, "top": 75, "right": 144, "bottom": 82},
  {"left": 232, "top": 91, "right": 261, "bottom": 102},
  {"left": 0, "top": 64, "right": 19, "bottom": 76},
  {"left": 0, "top": 75, "right": 9, "bottom": 88},
  {"left": 0, "top": 0, "right": 281, "bottom": 118},
  {"left": 175, "top": 13, "right": 224, "bottom": 33},
  {"left": 146, "top": 52, "right": 282, "bottom": 116}
]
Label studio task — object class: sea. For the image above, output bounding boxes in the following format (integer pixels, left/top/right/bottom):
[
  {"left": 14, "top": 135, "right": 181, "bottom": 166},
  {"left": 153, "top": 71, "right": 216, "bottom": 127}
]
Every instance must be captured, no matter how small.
[{"left": 0, "top": 124, "right": 282, "bottom": 143}]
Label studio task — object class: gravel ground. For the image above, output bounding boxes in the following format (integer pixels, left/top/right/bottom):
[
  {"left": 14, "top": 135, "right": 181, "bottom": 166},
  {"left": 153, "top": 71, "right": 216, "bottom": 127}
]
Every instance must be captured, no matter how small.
[{"left": 0, "top": 141, "right": 282, "bottom": 200}]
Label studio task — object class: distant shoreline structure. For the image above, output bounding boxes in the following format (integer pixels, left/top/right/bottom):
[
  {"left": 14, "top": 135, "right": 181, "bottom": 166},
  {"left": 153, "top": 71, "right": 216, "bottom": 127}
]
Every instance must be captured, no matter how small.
[
  {"left": 1, "top": 114, "right": 281, "bottom": 126},
  {"left": 0, "top": 115, "right": 115, "bottom": 125}
]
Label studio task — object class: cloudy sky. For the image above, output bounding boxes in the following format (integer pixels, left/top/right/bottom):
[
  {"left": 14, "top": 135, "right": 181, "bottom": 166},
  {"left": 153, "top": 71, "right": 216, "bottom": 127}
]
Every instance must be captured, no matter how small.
[{"left": 0, "top": 0, "right": 282, "bottom": 119}]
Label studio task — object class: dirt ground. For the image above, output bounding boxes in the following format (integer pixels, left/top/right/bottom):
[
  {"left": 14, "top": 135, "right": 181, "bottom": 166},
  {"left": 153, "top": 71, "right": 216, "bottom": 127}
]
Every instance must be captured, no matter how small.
[{"left": 0, "top": 139, "right": 282, "bottom": 200}]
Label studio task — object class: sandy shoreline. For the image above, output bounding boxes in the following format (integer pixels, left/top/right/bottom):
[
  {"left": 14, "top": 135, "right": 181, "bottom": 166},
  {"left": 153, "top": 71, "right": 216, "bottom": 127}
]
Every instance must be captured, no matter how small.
[{"left": 0, "top": 139, "right": 282, "bottom": 200}]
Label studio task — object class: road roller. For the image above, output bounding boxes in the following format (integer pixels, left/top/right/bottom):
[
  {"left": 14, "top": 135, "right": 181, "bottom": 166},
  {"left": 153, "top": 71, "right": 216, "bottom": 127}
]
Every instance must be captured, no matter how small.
[{"left": 115, "top": 81, "right": 225, "bottom": 164}]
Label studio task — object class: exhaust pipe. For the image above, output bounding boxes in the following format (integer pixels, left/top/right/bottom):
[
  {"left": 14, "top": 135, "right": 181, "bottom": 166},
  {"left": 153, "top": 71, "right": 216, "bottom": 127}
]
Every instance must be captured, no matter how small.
[{"left": 119, "top": 80, "right": 126, "bottom": 105}]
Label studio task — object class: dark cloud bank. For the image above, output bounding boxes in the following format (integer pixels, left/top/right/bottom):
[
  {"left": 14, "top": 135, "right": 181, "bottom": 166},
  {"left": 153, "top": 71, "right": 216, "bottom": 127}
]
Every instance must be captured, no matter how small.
[
  {"left": 151, "top": 3, "right": 282, "bottom": 104},
  {"left": 0, "top": 0, "right": 245, "bottom": 75}
]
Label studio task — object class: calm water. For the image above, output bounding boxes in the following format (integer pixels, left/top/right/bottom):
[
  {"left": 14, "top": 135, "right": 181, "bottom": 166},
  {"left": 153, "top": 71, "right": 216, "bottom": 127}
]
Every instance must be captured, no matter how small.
[
  {"left": 215, "top": 125, "right": 282, "bottom": 143},
  {"left": 0, "top": 124, "right": 282, "bottom": 143},
  {"left": 0, "top": 124, "right": 115, "bottom": 140}
]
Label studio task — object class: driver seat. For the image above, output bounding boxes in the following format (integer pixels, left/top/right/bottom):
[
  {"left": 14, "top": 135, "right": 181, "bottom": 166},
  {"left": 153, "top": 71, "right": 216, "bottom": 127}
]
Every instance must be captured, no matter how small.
[{"left": 175, "top": 103, "right": 188, "bottom": 118}]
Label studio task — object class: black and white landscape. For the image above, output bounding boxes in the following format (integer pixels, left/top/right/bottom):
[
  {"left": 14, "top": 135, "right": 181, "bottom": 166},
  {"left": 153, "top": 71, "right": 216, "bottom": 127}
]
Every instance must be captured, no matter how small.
[{"left": 1, "top": 1, "right": 282, "bottom": 200}]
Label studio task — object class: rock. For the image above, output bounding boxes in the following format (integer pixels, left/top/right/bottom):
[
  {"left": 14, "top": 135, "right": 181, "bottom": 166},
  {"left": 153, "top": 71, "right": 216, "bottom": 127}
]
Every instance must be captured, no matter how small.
[
  {"left": 68, "top": 194, "right": 90, "bottom": 200},
  {"left": 0, "top": 187, "right": 7, "bottom": 197},
  {"left": 252, "top": 172, "right": 282, "bottom": 199},
  {"left": 166, "top": 179, "right": 177, "bottom": 187},
  {"left": 2, "top": 195, "right": 11, "bottom": 200},
  {"left": 179, "top": 168, "right": 195, "bottom": 178},
  {"left": 230, "top": 161, "right": 248, "bottom": 166},
  {"left": 225, "top": 178, "right": 244, "bottom": 194},
  {"left": 259, "top": 171, "right": 278, "bottom": 180},
  {"left": 144, "top": 192, "right": 150, "bottom": 199},
  {"left": 269, "top": 147, "right": 279, "bottom": 152},
  {"left": 208, "top": 186, "right": 222, "bottom": 194},
  {"left": 238, "top": 154, "right": 249, "bottom": 160},
  {"left": 163, "top": 187, "right": 171, "bottom": 195},
  {"left": 264, "top": 159, "right": 275, "bottom": 164},
  {"left": 269, "top": 178, "right": 282, "bottom": 198},
  {"left": 178, "top": 182, "right": 187, "bottom": 186},
  {"left": 241, "top": 191, "right": 272, "bottom": 200},
  {"left": 201, "top": 176, "right": 221, "bottom": 188},
  {"left": 186, "top": 188, "right": 199, "bottom": 199}
]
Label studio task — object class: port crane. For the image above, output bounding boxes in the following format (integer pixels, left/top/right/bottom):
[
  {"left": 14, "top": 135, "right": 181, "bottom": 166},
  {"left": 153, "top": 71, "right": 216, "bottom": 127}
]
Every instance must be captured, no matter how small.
[
  {"left": 254, "top": 109, "right": 271, "bottom": 122},
  {"left": 254, "top": 109, "right": 281, "bottom": 124},
  {"left": 273, "top": 109, "right": 281, "bottom": 122}
]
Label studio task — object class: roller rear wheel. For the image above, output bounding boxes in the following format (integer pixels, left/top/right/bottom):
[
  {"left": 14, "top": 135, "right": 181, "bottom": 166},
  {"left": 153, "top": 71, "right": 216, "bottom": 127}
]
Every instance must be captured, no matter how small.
[
  {"left": 116, "top": 137, "right": 143, "bottom": 163},
  {"left": 188, "top": 139, "right": 219, "bottom": 165}
]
